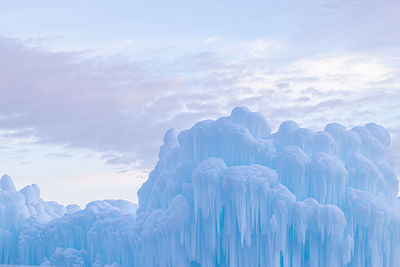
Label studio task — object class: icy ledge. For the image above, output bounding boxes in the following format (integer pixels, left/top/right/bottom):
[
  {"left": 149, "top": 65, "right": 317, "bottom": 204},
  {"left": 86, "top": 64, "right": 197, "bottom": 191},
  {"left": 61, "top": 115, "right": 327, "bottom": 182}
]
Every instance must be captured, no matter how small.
[{"left": 1, "top": 106, "right": 400, "bottom": 267}]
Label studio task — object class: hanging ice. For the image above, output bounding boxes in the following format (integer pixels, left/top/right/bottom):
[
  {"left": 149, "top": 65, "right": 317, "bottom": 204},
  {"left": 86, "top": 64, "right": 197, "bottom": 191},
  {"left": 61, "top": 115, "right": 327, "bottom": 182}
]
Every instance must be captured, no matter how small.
[{"left": 0, "top": 106, "right": 399, "bottom": 266}]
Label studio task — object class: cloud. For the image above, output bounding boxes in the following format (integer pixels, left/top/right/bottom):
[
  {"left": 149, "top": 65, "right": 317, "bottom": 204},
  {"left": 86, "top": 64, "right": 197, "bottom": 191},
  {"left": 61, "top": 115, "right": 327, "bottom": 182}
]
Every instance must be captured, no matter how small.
[
  {"left": 0, "top": 37, "right": 182, "bottom": 167},
  {"left": 46, "top": 152, "right": 72, "bottom": 159},
  {"left": 0, "top": 35, "right": 399, "bottom": 173}
]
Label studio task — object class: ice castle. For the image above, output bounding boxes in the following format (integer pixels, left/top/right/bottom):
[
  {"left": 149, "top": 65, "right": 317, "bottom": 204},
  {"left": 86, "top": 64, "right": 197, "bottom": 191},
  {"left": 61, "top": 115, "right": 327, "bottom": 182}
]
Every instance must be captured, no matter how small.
[{"left": 0, "top": 107, "right": 399, "bottom": 266}]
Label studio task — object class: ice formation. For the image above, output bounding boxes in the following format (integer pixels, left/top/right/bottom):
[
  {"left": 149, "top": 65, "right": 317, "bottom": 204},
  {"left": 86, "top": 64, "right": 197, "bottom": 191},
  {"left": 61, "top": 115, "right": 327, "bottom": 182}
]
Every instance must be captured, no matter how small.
[{"left": 0, "top": 106, "right": 399, "bottom": 266}]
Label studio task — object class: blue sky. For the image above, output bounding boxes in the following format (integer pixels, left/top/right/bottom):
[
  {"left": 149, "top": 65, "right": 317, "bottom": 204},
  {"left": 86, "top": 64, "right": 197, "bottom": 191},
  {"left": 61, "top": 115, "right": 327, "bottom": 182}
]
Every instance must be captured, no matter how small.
[{"left": 0, "top": 0, "right": 399, "bottom": 206}]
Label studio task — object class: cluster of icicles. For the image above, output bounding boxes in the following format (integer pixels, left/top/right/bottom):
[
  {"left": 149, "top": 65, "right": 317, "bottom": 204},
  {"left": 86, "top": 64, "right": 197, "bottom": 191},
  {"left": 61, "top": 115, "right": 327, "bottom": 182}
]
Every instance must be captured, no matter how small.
[{"left": 0, "top": 106, "right": 399, "bottom": 267}]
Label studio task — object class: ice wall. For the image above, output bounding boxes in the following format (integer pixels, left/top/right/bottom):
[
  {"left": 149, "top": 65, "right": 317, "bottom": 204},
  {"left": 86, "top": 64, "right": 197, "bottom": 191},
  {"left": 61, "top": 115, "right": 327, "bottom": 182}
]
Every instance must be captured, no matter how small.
[
  {"left": 136, "top": 106, "right": 400, "bottom": 267},
  {"left": 0, "top": 106, "right": 399, "bottom": 266},
  {"left": 0, "top": 175, "right": 138, "bottom": 266}
]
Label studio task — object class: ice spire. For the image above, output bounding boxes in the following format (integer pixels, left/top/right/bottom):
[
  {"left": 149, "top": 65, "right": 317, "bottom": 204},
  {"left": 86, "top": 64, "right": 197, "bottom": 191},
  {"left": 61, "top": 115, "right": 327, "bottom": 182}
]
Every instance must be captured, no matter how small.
[{"left": 0, "top": 174, "right": 17, "bottom": 192}]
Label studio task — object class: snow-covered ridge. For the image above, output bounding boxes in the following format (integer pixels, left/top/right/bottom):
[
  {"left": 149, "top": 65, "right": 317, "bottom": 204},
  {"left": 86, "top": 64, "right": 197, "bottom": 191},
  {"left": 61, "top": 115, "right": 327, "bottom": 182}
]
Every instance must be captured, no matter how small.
[{"left": 1, "top": 106, "right": 399, "bottom": 266}]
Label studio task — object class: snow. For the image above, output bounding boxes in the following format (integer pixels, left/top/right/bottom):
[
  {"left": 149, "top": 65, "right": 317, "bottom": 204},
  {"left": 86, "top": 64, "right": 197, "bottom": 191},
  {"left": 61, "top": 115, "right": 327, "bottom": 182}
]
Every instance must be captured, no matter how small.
[{"left": 0, "top": 106, "right": 399, "bottom": 266}]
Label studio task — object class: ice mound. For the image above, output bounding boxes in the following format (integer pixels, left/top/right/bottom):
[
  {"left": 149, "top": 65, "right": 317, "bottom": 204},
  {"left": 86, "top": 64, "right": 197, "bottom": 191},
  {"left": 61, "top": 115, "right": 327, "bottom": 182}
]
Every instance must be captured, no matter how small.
[
  {"left": 0, "top": 106, "right": 399, "bottom": 266},
  {"left": 0, "top": 175, "right": 138, "bottom": 266},
  {"left": 1, "top": 174, "right": 17, "bottom": 192},
  {"left": 136, "top": 106, "right": 400, "bottom": 267}
]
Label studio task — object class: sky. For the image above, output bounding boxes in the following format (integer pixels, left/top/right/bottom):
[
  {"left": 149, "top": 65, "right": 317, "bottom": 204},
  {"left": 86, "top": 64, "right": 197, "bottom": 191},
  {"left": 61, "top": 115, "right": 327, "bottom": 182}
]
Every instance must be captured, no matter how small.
[{"left": 0, "top": 0, "right": 399, "bottom": 207}]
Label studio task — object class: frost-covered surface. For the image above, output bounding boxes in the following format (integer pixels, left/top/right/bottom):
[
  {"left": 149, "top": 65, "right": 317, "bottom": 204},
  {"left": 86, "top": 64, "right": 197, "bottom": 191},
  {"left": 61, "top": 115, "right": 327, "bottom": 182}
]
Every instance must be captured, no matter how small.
[
  {"left": 0, "top": 176, "right": 138, "bottom": 266},
  {"left": 1, "top": 106, "right": 399, "bottom": 266}
]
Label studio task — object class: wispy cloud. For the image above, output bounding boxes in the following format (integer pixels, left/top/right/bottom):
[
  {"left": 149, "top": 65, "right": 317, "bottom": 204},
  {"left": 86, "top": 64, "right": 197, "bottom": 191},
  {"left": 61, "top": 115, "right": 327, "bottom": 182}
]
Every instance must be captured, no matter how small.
[
  {"left": 46, "top": 152, "right": 72, "bottom": 159},
  {"left": 0, "top": 35, "right": 399, "bottom": 172}
]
